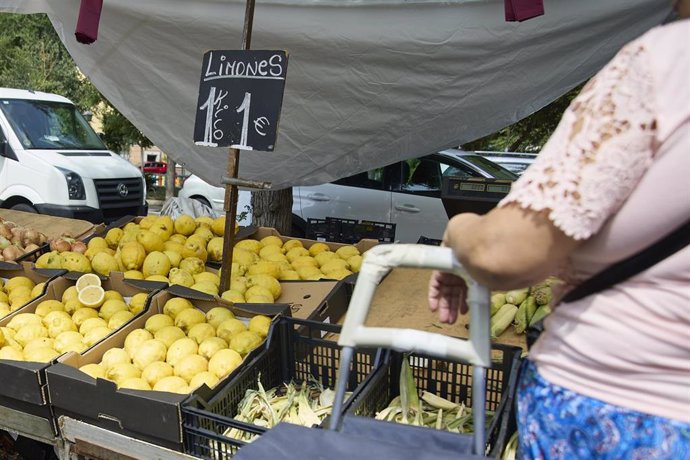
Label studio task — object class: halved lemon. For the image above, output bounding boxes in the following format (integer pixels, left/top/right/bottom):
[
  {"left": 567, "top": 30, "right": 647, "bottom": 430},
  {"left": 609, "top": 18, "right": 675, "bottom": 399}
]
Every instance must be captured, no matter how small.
[
  {"left": 76, "top": 273, "right": 102, "bottom": 293},
  {"left": 78, "top": 285, "right": 105, "bottom": 309}
]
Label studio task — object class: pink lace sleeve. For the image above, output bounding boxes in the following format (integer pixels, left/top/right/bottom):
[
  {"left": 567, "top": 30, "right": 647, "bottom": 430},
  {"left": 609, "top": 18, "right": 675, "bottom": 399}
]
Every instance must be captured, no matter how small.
[{"left": 499, "top": 40, "right": 657, "bottom": 240}]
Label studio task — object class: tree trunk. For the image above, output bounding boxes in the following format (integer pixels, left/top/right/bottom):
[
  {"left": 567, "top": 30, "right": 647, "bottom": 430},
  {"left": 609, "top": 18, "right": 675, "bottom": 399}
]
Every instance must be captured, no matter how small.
[
  {"left": 165, "top": 159, "right": 176, "bottom": 200},
  {"left": 251, "top": 188, "right": 292, "bottom": 235}
]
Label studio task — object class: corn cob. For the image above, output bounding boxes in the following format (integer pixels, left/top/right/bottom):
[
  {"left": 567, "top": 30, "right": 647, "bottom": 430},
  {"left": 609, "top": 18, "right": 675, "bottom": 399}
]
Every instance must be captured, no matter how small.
[
  {"left": 505, "top": 288, "right": 529, "bottom": 306},
  {"left": 502, "top": 431, "right": 519, "bottom": 460},
  {"left": 490, "top": 293, "right": 506, "bottom": 316},
  {"left": 525, "top": 295, "right": 537, "bottom": 323},
  {"left": 533, "top": 286, "right": 552, "bottom": 306},
  {"left": 491, "top": 303, "right": 518, "bottom": 338},
  {"left": 529, "top": 304, "right": 551, "bottom": 327},
  {"left": 513, "top": 299, "right": 529, "bottom": 334}
]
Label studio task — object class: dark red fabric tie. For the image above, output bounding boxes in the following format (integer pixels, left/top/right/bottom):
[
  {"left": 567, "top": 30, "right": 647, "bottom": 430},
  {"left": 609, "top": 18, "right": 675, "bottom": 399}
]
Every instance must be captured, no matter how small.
[
  {"left": 75, "top": 0, "right": 104, "bottom": 44},
  {"left": 505, "top": 0, "right": 544, "bottom": 22}
]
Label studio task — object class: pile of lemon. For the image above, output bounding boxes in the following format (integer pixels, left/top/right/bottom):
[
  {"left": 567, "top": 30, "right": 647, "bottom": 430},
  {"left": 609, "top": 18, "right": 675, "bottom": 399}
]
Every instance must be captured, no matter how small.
[
  {"left": 0, "top": 276, "right": 45, "bottom": 319},
  {"left": 78, "top": 296, "right": 271, "bottom": 394},
  {"left": 0, "top": 274, "right": 147, "bottom": 362}
]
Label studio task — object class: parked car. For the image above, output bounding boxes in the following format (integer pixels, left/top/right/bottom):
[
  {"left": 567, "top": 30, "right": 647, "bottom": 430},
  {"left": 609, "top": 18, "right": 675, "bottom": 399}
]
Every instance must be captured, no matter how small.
[
  {"left": 179, "top": 149, "right": 517, "bottom": 242},
  {"left": 178, "top": 174, "right": 254, "bottom": 224},
  {"left": 143, "top": 161, "right": 167, "bottom": 174},
  {"left": 475, "top": 151, "right": 537, "bottom": 176}
]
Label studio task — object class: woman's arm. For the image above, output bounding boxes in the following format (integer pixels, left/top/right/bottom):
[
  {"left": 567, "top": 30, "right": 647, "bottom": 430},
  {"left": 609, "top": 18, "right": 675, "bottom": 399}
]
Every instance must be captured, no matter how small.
[{"left": 444, "top": 204, "right": 580, "bottom": 290}]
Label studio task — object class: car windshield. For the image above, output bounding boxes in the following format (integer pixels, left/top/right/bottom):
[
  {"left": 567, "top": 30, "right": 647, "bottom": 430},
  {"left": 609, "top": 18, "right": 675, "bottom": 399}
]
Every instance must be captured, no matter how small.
[
  {"left": 0, "top": 98, "right": 106, "bottom": 150},
  {"left": 458, "top": 155, "right": 518, "bottom": 180}
]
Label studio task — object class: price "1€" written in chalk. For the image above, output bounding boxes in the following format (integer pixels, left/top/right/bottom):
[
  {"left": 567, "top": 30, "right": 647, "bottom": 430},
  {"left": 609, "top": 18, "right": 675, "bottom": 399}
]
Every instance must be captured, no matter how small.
[{"left": 193, "top": 50, "right": 289, "bottom": 152}]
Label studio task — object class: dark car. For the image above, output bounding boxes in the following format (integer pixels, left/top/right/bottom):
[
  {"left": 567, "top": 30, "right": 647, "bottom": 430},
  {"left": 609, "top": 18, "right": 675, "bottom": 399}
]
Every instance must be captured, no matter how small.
[{"left": 143, "top": 161, "right": 167, "bottom": 174}]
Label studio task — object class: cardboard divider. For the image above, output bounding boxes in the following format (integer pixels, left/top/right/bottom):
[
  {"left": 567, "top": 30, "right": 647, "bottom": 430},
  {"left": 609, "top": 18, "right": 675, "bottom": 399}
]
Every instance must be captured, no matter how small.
[
  {"left": 0, "top": 270, "right": 163, "bottom": 436},
  {"left": 46, "top": 286, "right": 291, "bottom": 450}
]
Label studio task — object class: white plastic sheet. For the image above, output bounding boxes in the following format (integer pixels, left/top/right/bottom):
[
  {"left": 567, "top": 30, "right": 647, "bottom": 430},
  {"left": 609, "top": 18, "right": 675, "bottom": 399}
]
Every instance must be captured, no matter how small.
[{"left": 0, "top": 0, "right": 671, "bottom": 189}]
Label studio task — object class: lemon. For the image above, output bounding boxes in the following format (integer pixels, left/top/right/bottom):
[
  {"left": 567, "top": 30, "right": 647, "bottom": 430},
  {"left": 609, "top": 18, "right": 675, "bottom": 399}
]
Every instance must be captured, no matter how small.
[
  {"left": 314, "top": 251, "right": 338, "bottom": 268},
  {"left": 30, "top": 283, "right": 46, "bottom": 299},
  {"left": 124, "top": 328, "right": 153, "bottom": 358},
  {"left": 235, "top": 239, "right": 261, "bottom": 254},
  {"left": 181, "top": 239, "right": 208, "bottom": 263},
  {"left": 286, "top": 247, "right": 310, "bottom": 263},
  {"left": 23, "top": 347, "right": 60, "bottom": 363},
  {"left": 169, "top": 234, "right": 187, "bottom": 244},
  {"left": 168, "top": 268, "right": 195, "bottom": 288},
  {"left": 64, "top": 299, "right": 85, "bottom": 315},
  {"left": 320, "top": 258, "right": 349, "bottom": 274},
  {"left": 220, "top": 290, "right": 245, "bottom": 303},
  {"left": 87, "top": 237, "right": 109, "bottom": 250},
  {"left": 23, "top": 337, "right": 55, "bottom": 354},
  {"left": 230, "top": 331, "right": 263, "bottom": 356},
  {"left": 296, "top": 266, "right": 324, "bottom": 280},
  {"left": 192, "top": 226, "right": 214, "bottom": 244},
  {"left": 120, "top": 242, "right": 147, "bottom": 270},
  {"left": 15, "top": 324, "right": 49, "bottom": 347},
  {"left": 282, "top": 239, "right": 303, "bottom": 252},
  {"left": 61, "top": 252, "right": 92, "bottom": 273},
  {"left": 54, "top": 331, "right": 85, "bottom": 353},
  {"left": 142, "top": 251, "right": 172, "bottom": 278},
  {"left": 0, "top": 347, "right": 23, "bottom": 361},
  {"left": 162, "top": 297, "right": 193, "bottom": 319},
  {"left": 79, "top": 317, "right": 108, "bottom": 335},
  {"left": 174, "top": 354, "right": 208, "bottom": 383},
  {"left": 136, "top": 230, "right": 165, "bottom": 253},
  {"left": 163, "top": 241, "right": 185, "bottom": 254},
  {"left": 145, "top": 275, "right": 170, "bottom": 283},
  {"left": 244, "top": 285, "right": 274, "bottom": 303},
  {"left": 163, "top": 250, "right": 182, "bottom": 268},
  {"left": 71, "top": 308, "right": 99, "bottom": 327},
  {"left": 259, "top": 245, "right": 283, "bottom": 259},
  {"left": 78, "top": 285, "right": 105, "bottom": 309},
  {"left": 108, "top": 310, "right": 135, "bottom": 329},
  {"left": 336, "top": 246, "right": 360, "bottom": 260},
  {"left": 247, "top": 260, "right": 281, "bottom": 279},
  {"left": 7, "top": 312, "right": 42, "bottom": 331},
  {"left": 145, "top": 314, "right": 174, "bottom": 335},
  {"left": 5, "top": 276, "right": 35, "bottom": 293},
  {"left": 105, "top": 228, "right": 124, "bottom": 248},
  {"left": 248, "top": 315, "right": 272, "bottom": 338},
  {"left": 35, "top": 251, "right": 63, "bottom": 270},
  {"left": 208, "top": 349, "right": 243, "bottom": 379},
  {"left": 83, "top": 326, "right": 112, "bottom": 346},
  {"left": 198, "top": 337, "right": 228, "bottom": 360},
  {"left": 260, "top": 235, "right": 283, "bottom": 249},
  {"left": 190, "top": 281, "right": 218, "bottom": 296},
  {"left": 230, "top": 276, "right": 248, "bottom": 295},
  {"left": 91, "top": 252, "right": 120, "bottom": 276},
  {"left": 205, "top": 307, "right": 235, "bottom": 329},
  {"left": 174, "top": 214, "right": 197, "bottom": 236},
  {"left": 119, "top": 377, "right": 151, "bottom": 391},
  {"left": 308, "top": 242, "right": 330, "bottom": 257},
  {"left": 187, "top": 323, "right": 216, "bottom": 345},
  {"left": 103, "top": 290, "right": 124, "bottom": 302},
  {"left": 142, "top": 361, "right": 174, "bottom": 387},
  {"left": 132, "top": 339, "right": 168, "bottom": 370},
  {"left": 34, "top": 300, "right": 65, "bottom": 317},
  {"left": 101, "top": 347, "right": 132, "bottom": 371},
  {"left": 124, "top": 270, "right": 145, "bottom": 280},
  {"left": 189, "top": 371, "right": 219, "bottom": 390},
  {"left": 62, "top": 286, "right": 80, "bottom": 303},
  {"left": 195, "top": 216, "right": 214, "bottom": 228},
  {"left": 8, "top": 286, "right": 32, "bottom": 305},
  {"left": 106, "top": 362, "right": 141, "bottom": 384},
  {"left": 128, "top": 292, "right": 149, "bottom": 315},
  {"left": 347, "top": 255, "right": 364, "bottom": 272},
  {"left": 153, "top": 376, "right": 190, "bottom": 394},
  {"left": 216, "top": 318, "right": 247, "bottom": 343},
  {"left": 210, "top": 216, "right": 226, "bottom": 237},
  {"left": 174, "top": 308, "right": 206, "bottom": 333},
  {"left": 324, "top": 268, "right": 354, "bottom": 280},
  {"left": 154, "top": 325, "right": 186, "bottom": 348},
  {"left": 179, "top": 257, "right": 205, "bottom": 275},
  {"left": 166, "top": 337, "right": 198, "bottom": 366},
  {"left": 150, "top": 217, "right": 174, "bottom": 241},
  {"left": 138, "top": 215, "right": 158, "bottom": 230},
  {"left": 79, "top": 363, "right": 106, "bottom": 379},
  {"left": 76, "top": 273, "right": 102, "bottom": 293},
  {"left": 278, "top": 270, "right": 300, "bottom": 281},
  {"left": 99, "top": 299, "right": 129, "bottom": 321},
  {"left": 246, "top": 274, "right": 281, "bottom": 300}
]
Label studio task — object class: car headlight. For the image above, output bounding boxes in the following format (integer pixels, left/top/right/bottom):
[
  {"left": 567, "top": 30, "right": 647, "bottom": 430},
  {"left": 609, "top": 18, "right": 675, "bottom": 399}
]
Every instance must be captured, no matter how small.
[{"left": 56, "top": 167, "right": 86, "bottom": 200}]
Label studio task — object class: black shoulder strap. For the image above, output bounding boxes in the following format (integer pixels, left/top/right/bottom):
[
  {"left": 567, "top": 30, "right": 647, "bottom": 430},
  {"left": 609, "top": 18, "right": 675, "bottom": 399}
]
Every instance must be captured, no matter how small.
[{"left": 527, "top": 217, "right": 690, "bottom": 349}]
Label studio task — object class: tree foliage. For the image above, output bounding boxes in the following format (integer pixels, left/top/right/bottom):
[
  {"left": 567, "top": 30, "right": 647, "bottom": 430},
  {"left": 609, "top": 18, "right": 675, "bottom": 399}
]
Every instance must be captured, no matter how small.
[
  {"left": 0, "top": 12, "right": 150, "bottom": 152},
  {"left": 462, "top": 84, "right": 583, "bottom": 152}
]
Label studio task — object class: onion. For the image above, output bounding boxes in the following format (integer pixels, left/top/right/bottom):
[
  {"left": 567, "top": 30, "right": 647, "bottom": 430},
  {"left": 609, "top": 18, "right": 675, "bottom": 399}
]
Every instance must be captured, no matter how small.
[
  {"left": 23, "top": 229, "right": 40, "bottom": 246},
  {"left": 38, "top": 233, "right": 48, "bottom": 245},
  {"left": 50, "top": 238, "right": 72, "bottom": 253},
  {"left": 2, "top": 245, "right": 23, "bottom": 261},
  {"left": 0, "top": 224, "right": 11, "bottom": 239},
  {"left": 71, "top": 241, "right": 87, "bottom": 254},
  {"left": 24, "top": 243, "right": 40, "bottom": 253},
  {"left": 0, "top": 236, "right": 10, "bottom": 250},
  {"left": 4, "top": 221, "right": 16, "bottom": 230}
]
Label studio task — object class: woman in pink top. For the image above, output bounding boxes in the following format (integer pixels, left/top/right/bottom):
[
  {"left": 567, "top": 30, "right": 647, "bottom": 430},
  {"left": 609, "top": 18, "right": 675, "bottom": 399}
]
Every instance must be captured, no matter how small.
[{"left": 428, "top": 5, "right": 690, "bottom": 459}]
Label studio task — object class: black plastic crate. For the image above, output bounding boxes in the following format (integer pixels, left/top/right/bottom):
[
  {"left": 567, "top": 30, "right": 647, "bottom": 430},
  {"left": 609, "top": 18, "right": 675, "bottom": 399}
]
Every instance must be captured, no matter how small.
[
  {"left": 358, "top": 220, "right": 396, "bottom": 243},
  {"left": 416, "top": 236, "right": 443, "bottom": 246},
  {"left": 15, "top": 242, "right": 50, "bottom": 264},
  {"left": 345, "top": 344, "right": 522, "bottom": 458},
  {"left": 182, "top": 317, "right": 385, "bottom": 458},
  {"left": 305, "top": 218, "right": 330, "bottom": 241},
  {"left": 325, "top": 217, "right": 359, "bottom": 243},
  {"left": 307, "top": 217, "right": 396, "bottom": 244}
]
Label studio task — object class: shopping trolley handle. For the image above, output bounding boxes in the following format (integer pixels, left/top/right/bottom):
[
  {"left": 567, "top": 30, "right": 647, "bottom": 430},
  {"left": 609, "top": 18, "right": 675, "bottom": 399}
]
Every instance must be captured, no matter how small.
[{"left": 338, "top": 244, "right": 491, "bottom": 367}]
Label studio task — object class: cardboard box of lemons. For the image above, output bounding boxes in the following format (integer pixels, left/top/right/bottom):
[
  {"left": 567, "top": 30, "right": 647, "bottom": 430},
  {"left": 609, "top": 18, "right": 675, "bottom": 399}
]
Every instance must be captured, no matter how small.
[
  {"left": 208, "top": 348, "right": 243, "bottom": 379},
  {"left": 142, "top": 251, "right": 171, "bottom": 278},
  {"left": 206, "top": 237, "right": 223, "bottom": 262},
  {"left": 153, "top": 376, "right": 190, "bottom": 394},
  {"left": 246, "top": 274, "right": 281, "bottom": 300},
  {"left": 181, "top": 239, "right": 208, "bottom": 263},
  {"left": 105, "top": 227, "right": 124, "bottom": 249},
  {"left": 166, "top": 337, "right": 198, "bottom": 366},
  {"left": 308, "top": 242, "right": 330, "bottom": 257},
  {"left": 91, "top": 252, "right": 120, "bottom": 277},
  {"left": 132, "top": 339, "right": 167, "bottom": 370},
  {"left": 173, "top": 214, "right": 197, "bottom": 236},
  {"left": 168, "top": 268, "right": 195, "bottom": 288},
  {"left": 179, "top": 257, "right": 206, "bottom": 275},
  {"left": 141, "top": 361, "right": 174, "bottom": 388},
  {"left": 162, "top": 297, "right": 194, "bottom": 319},
  {"left": 190, "top": 371, "right": 219, "bottom": 390},
  {"left": 205, "top": 307, "right": 235, "bottom": 329},
  {"left": 61, "top": 251, "right": 92, "bottom": 273},
  {"left": 136, "top": 230, "right": 165, "bottom": 253},
  {"left": 35, "top": 251, "right": 63, "bottom": 269},
  {"left": 210, "top": 216, "right": 225, "bottom": 237},
  {"left": 120, "top": 241, "right": 147, "bottom": 270},
  {"left": 174, "top": 354, "right": 208, "bottom": 383},
  {"left": 155, "top": 325, "right": 186, "bottom": 348}
]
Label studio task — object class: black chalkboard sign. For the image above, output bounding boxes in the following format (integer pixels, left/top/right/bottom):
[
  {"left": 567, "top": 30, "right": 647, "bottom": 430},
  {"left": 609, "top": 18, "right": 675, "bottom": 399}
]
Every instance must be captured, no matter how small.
[{"left": 193, "top": 50, "right": 288, "bottom": 151}]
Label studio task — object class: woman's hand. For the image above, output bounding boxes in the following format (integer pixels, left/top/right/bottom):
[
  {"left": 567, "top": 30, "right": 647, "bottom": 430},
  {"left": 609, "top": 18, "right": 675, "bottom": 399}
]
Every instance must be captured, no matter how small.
[{"left": 428, "top": 270, "right": 469, "bottom": 324}]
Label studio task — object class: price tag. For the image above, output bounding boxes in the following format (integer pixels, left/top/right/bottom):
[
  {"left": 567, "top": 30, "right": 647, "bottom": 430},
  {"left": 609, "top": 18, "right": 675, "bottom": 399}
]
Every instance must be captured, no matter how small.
[{"left": 193, "top": 50, "right": 289, "bottom": 151}]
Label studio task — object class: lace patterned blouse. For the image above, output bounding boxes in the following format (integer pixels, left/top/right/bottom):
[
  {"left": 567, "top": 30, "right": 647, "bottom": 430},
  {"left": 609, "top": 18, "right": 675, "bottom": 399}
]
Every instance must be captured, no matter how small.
[{"left": 499, "top": 20, "right": 690, "bottom": 422}]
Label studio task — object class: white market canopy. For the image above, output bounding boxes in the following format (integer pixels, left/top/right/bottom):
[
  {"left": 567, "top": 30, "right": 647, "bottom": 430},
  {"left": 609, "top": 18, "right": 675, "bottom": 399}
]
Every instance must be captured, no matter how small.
[{"left": 0, "top": 0, "right": 671, "bottom": 189}]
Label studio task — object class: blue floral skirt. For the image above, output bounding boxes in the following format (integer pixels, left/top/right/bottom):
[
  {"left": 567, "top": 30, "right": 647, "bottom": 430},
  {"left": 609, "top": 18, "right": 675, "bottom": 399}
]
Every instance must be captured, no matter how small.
[{"left": 516, "top": 359, "right": 690, "bottom": 460}]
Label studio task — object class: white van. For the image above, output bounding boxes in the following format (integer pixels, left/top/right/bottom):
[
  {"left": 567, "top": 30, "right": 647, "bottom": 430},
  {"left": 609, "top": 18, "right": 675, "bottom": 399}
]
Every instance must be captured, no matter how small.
[{"left": 0, "top": 88, "right": 147, "bottom": 223}]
